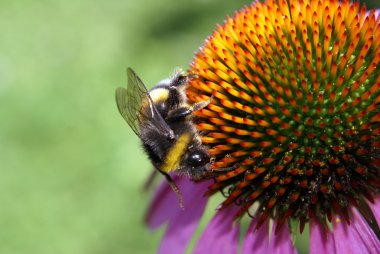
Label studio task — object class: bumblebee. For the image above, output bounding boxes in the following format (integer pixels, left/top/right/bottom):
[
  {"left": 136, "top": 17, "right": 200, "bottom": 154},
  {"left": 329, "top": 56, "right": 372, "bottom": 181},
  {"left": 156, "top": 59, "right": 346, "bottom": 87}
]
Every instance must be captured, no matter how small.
[{"left": 115, "top": 68, "right": 212, "bottom": 206}]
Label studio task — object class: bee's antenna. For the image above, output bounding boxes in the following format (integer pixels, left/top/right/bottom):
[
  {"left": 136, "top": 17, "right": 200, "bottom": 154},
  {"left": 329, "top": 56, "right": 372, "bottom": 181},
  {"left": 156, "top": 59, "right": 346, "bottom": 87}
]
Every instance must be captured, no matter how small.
[{"left": 162, "top": 172, "right": 184, "bottom": 209}]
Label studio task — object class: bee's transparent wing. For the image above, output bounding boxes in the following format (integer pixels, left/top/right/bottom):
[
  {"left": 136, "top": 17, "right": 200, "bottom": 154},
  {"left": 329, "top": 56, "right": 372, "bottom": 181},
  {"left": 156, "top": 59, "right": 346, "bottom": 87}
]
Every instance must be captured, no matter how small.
[
  {"left": 115, "top": 68, "right": 146, "bottom": 136},
  {"left": 115, "top": 67, "right": 173, "bottom": 138}
]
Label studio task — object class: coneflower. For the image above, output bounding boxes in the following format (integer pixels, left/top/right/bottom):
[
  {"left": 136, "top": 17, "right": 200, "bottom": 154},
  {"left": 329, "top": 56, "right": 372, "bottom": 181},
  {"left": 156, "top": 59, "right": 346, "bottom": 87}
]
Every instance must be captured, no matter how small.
[{"left": 146, "top": 0, "right": 380, "bottom": 253}]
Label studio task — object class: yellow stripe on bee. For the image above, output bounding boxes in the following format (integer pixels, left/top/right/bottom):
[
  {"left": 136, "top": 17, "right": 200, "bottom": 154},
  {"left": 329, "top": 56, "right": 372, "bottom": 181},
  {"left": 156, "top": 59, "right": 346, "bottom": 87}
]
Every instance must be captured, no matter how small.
[{"left": 161, "top": 133, "right": 191, "bottom": 173}]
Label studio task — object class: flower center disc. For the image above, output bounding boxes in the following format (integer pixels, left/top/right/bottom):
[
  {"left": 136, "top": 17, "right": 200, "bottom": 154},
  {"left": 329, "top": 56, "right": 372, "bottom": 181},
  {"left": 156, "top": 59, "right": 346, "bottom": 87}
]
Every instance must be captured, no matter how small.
[{"left": 187, "top": 0, "right": 380, "bottom": 230}]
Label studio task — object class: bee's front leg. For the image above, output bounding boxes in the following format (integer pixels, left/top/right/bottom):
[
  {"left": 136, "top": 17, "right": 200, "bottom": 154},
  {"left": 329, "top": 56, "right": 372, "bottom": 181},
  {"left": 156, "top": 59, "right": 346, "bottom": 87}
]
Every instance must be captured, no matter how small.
[
  {"left": 167, "top": 97, "right": 213, "bottom": 121},
  {"left": 166, "top": 106, "right": 193, "bottom": 121}
]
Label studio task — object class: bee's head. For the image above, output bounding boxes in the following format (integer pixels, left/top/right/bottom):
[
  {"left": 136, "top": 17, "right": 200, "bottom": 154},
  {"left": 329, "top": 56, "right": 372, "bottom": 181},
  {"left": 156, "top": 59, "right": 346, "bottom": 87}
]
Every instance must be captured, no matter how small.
[
  {"left": 154, "top": 69, "right": 187, "bottom": 88},
  {"left": 170, "top": 72, "right": 188, "bottom": 87}
]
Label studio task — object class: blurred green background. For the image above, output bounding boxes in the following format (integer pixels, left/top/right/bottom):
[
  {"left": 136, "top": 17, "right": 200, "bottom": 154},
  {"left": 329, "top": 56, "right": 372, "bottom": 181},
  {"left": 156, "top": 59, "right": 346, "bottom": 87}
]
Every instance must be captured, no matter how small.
[{"left": 1, "top": 0, "right": 379, "bottom": 253}]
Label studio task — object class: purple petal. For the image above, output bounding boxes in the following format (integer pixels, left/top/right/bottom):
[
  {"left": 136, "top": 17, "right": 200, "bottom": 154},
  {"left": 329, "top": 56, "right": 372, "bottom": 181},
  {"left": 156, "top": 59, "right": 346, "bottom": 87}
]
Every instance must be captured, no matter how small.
[
  {"left": 157, "top": 179, "right": 210, "bottom": 254},
  {"left": 242, "top": 217, "right": 269, "bottom": 254},
  {"left": 145, "top": 176, "right": 210, "bottom": 229},
  {"left": 145, "top": 177, "right": 180, "bottom": 229},
  {"left": 333, "top": 208, "right": 380, "bottom": 254},
  {"left": 193, "top": 204, "right": 241, "bottom": 254},
  {"left": 309, "top": 220, "right": 336, "bottom": 254},
  {"left": 369, "top": 195, "right": 380, "bottom": 227},
  {"left": 268, "top": 221, "right": 297, "bottom": 254}
]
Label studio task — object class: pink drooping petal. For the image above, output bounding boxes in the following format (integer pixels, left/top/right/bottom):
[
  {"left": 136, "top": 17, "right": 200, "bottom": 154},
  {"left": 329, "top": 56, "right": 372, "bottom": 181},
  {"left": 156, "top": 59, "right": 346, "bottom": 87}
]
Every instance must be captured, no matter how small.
[
  {"left": 309, "top": 220, "right": 336, "bottom": 254},
  {"left": 145, "top": 176, "right": 181, "bottom": 229},
  {"left": 268, "top": 221, "right": 297, "bottom": 254},
  {"left": 157, "top": 179, "right": 210, "bottom": 254},
  {"left": 145, "top": 176, "right": 210, "bottom": 229},
  {"left": 369, "top": 195, "right": 380, "bottom": 227},
  {"left": 333, "top": 208, "right": 380, "bottom": 254},
  {"left": 242, "top": 217, "right": 269, "bottom": 254},
  {"left": 193, "top": 204, "right": 241, "bottom": 254}
]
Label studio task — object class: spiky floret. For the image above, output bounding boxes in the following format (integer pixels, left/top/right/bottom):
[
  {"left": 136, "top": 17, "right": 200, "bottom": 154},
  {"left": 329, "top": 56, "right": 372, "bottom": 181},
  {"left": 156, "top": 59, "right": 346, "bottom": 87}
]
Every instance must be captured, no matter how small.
[{"left": 187, "top": 0, "right": 380, "bottom": 232}]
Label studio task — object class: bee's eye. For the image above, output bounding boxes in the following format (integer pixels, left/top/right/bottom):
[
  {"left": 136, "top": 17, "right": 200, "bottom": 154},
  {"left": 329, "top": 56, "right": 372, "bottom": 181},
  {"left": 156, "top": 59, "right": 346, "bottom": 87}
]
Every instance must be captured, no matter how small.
[{"left": 188, "top": 151, "right": 210, "bottom": 167}]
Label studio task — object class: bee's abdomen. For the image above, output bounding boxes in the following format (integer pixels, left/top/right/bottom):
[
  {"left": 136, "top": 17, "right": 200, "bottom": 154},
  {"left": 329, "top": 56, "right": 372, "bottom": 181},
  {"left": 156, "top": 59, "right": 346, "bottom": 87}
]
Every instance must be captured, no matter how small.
[{"left": 140, "top": 128, "right": 172, "bottom": 170}]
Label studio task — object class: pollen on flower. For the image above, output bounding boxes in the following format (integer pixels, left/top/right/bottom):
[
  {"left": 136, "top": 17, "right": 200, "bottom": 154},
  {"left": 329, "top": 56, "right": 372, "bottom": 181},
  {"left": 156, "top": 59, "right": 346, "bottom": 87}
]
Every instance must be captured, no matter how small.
[{"left": 187, "top": 0, "right": 380, "bottom": 232}]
